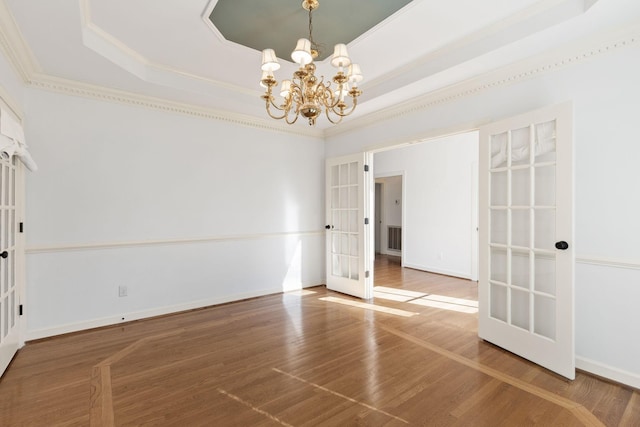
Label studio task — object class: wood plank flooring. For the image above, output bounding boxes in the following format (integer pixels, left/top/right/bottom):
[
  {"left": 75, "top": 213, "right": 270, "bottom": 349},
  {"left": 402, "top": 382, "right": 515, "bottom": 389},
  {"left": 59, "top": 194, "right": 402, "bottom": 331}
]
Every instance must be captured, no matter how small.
[{"left": 0, "top": 255, "right": 638, "bottom": 426}]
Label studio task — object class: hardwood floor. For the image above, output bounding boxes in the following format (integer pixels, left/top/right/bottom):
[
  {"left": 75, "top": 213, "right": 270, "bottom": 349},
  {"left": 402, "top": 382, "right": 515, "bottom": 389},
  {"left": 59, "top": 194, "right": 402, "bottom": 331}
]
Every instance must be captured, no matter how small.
[{"left": 0, "top": 255, "right": 638, "bottom": 426}]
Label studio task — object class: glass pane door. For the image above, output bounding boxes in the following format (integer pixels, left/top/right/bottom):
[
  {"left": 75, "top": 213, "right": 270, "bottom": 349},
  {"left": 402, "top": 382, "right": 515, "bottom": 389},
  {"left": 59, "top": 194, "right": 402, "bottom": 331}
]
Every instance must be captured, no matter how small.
[
  {"left": 0, "top": 154, "right": 20, "bottom": 378},
  {"left": 326, "top": 153, "right": 372, "bottom": 299},
  {"left": 479, "top": 103, "right": 574, "bottom": 379}
]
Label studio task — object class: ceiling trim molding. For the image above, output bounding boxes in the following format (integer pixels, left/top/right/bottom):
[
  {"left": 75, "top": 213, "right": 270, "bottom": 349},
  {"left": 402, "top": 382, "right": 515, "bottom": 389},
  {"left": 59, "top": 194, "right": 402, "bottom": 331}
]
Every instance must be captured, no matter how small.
[
  {"left": 201, "top": 0, "right": 227, "bottom": 44},
  {"left": 361, "top": 0, "right": 598, "bottom": 102},
  {"left": 0, "top": 85, "right": 24, "bottom": 122},
  {"left": 0, "top": 0, "right": 41, "bottom": 83},
  {"left": 324, "top": 23, "right": 640, "bottom": 139},
  {"left": 78, "top": 0, "right": 259, "bottom": 99},
  {"left": 29, "top": 73, "right": 323, "bottom": 138},
  {"left": 1, "top": 0, "right": 637, "bottom": 141},
  {"left": 0, "top": 0, "right": 319, "bottom": 137}
]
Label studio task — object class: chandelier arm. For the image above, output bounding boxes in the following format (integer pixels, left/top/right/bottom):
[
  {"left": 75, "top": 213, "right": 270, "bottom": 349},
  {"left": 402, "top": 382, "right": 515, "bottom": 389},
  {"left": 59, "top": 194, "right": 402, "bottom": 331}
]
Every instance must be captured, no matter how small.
[
  {"left": 265, "top": 100, "right": 289, "bottom": 120},
  {"left": 324, "top": 108, "right": 344, "bottom": 125},
  {"left": 330, "top": 95, "right": 359, "bottom": 117},
  {"left": 285, "top": 111, "right": 300, "bottom": 125},
  {"left": 267, "top": 97, "right": 287, "bottom": 112}
]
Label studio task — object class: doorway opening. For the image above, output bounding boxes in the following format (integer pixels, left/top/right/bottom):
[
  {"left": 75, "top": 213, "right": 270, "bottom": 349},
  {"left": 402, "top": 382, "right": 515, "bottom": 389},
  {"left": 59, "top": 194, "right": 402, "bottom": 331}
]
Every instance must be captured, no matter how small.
[
  {"left": 374, "top": 175, "right": 403, "bottom": 260},
  {"left": 371, "top": 131, "right": 479, "bottom": 292}
]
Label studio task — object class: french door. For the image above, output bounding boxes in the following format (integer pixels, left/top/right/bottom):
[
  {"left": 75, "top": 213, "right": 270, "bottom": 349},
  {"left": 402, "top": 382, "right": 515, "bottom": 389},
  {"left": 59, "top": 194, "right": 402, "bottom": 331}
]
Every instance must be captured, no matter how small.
[
  {"left": 325, "top": 153, "right": 373, "bottom": 299},
  {"left": 0, "top": 153, "right": 21, "bottom": 377},
  {"left": 478, "top": 103, "right": 575, "bottom": 379}
]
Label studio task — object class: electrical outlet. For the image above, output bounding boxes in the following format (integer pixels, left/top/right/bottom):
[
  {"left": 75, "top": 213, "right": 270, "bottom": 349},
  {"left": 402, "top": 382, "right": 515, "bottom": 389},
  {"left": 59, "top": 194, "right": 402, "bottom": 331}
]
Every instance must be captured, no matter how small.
[
  {"left": 439, "top": 252, "right": 444, "bottom": 260},
  {"left": 118, "top": 285, "right": 128, "bottom": 297}
]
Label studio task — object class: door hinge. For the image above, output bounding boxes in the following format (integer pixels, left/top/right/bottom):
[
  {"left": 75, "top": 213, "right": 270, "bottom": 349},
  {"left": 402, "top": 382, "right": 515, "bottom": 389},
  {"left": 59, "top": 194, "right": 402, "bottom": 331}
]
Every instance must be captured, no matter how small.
[
  {"left": 19, "top": 222, "right": 24, "bottom": 233},
  {"left": 365, "top": 270, "right": 370, "bottom": 278},
  {"left": 19, "top": 304, "right": 23, "bottom": 316},
  {"left": 364, "top": 164, "right": 369, "bottom": 172},
  {"left": 364, "top": 218, "right": 369, "bottom": 225}
]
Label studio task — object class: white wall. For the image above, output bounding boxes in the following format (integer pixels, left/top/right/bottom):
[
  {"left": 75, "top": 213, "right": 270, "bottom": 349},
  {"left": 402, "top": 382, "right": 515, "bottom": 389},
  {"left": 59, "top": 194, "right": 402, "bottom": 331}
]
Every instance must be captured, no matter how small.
[
  {"left": 327, "top": 43, "right": 640, "bottom": 387},
  {"left": 375, "top": 133, "right": 478, "bottom": 278},
  {"left": 22, "top": 89, "right": 325, "bottom": 338},
  {"left": 375, "top": 175, "right": 402, "bottom": 256}
]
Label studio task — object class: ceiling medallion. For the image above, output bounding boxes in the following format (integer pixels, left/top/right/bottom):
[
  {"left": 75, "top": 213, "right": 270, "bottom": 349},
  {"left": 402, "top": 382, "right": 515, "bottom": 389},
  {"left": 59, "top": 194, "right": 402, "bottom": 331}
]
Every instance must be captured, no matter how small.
[{"left": 260, "top": 0, "right": 363, "bottom": 126}]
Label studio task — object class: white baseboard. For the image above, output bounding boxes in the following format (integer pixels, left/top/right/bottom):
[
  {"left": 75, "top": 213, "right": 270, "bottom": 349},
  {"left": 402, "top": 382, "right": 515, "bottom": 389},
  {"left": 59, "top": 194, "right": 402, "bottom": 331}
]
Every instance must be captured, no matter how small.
[
  {"left": 380, "top": 249, "right": 402, "bottom": 257},
  {"left": 403, "top": 262, "right": 472, "bottom": 281},
  {"left": 25, "top": 284, "right": 321, "bottom": 341},
  {"left": 576, "top": 356, "right": 640, "bottom": 390}
]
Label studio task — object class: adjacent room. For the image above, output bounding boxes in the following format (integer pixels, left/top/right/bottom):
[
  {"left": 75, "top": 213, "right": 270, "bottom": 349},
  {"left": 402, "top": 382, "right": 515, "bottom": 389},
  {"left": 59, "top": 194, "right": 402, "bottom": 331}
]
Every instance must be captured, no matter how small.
[{"left": 0, "top": 0, "right": 639, "bottom": 425}]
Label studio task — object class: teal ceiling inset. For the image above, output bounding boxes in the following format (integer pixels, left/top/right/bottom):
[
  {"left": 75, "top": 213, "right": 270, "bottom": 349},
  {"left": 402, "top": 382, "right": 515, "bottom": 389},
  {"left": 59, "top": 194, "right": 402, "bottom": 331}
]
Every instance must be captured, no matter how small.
[{"left": 210, "top": 0, "right": 413, "bottom": 62}]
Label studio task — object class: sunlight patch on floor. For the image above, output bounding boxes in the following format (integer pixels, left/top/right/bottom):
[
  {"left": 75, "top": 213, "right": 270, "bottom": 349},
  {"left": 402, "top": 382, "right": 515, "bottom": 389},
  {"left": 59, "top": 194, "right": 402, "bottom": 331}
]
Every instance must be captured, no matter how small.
[
  {"left": 408, "top": 298, "right": 478, "bottom": 314},
  {"left": 374, "top": 286, "right": 428, "bottom": 299},
  {"left": 319, "top": 296, "right": 419, "bottom": 317},
  {"left": 373, "top": 286, "right": 478, "bottom": 314},
  {"left": 285, "top": 289, "right": 317, "bottom": 296}
]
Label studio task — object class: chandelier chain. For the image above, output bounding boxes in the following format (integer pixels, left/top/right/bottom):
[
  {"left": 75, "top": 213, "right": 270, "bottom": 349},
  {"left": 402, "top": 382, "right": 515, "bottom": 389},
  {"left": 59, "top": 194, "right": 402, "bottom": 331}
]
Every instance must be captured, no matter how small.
[{"left": 308, "top": 8, "right": 320, "bottom": 57}]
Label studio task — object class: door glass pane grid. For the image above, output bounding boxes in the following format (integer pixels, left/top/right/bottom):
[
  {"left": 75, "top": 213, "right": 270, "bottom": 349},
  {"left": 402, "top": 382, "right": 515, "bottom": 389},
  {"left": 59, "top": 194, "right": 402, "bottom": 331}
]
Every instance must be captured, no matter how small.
[
  {"left": 534, "top": 295, "right": 556, "bottom": 340},
  {"left": 488, "top": 124, "right": 557, "bottom": 335},
  {"left": 511, "top": 288, "right": 530, "bottom": 330},
  {"left": 533, "top": 251, "right": 556, "bottom": 295},
  {"left": 534, "top": 120, "right": 557, "bottom": 164},
  {"left": 3, "top": 296, "right": 8, "bottom": 338},
  {"left": 329, "top": 161, "right": 360, "bottom": 281},
  {"left": 4, "top": 162, "right": 9, "bottom": 206},
  {"left": 535, "top": 165, "right": 556, "bottom": 207},
  {"left": 510, "top": 126, "right": 532, "bottom": 167},
  {"left": 0, "top": 156, "right": 17, "bottom": 347}
]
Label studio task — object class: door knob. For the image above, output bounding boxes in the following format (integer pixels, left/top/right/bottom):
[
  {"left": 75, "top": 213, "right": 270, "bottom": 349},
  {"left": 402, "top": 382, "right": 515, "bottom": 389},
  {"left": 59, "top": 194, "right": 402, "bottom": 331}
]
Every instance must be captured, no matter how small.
[
  {"left": 325, "top": 225, "right": 331, "bottom": 229},
  {"left": 0, "top": 251, "right": 7, "bottom": 258},
  {"left": 555, "top": 241, "right": 569, "bottom": 250}
]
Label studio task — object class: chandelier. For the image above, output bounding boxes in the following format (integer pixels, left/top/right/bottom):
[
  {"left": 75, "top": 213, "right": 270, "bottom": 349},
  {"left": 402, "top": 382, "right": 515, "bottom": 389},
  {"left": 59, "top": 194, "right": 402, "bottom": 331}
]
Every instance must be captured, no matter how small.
[{"left": 260, "top": 0, "right": 363, "bottom": 126}]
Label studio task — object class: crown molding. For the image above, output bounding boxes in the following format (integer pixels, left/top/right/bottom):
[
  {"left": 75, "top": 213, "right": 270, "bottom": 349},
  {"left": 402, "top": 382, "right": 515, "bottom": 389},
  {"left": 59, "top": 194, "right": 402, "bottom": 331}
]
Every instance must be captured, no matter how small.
[
  {"left": 79, "top": 0, "right": 258, "bottom": 99},
  {"left": 0, "top": 0, "right": 321, "bottom": 138},
  {"left": 324, "top": 22, "right": 640, "bottom": 139},
  {"left": 1, "top": 0, "right": 638, "bottom": 141},
  {"left": 0, "top": 0, "right": 41, "bottom": 83},
  {"left": 0, "top": 84, "right": 23, "bottom": 122},
  {"left": 29, "top": 73, "right": 323, "bottom": 138},
  {"left": 361, "top": 0, "right": 596, "bottom": 101}
]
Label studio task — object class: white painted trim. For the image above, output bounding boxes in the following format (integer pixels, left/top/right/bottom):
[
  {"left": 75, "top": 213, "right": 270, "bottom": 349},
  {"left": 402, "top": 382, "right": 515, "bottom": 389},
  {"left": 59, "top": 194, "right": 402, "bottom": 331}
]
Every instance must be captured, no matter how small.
[
  {"left": 381, "top": 248, "right": 402, "bottom": 257},
  {"left": 0, "top": 0, "right": 41, "bottom": 83},
  {"left": 576, "top": 255, "right": 640, "bottom": 271},
  {"left": 576, "top": 356, "right": 640, "bottom": 390},
  {"left": 25, "top": 284, "right": 321, "bottom": 341},
  {"left": 359, "top": 0, "right": 596, "bottom": 105},
  {"left": 325, "top": 23, "right": 640, "bottom": 139},
  {"left": 470, "top": 160, "right": 479, "bottom": 282},
  {"left": 403, "top": 262, "right": 473, "bottom": 281},
  {"left": 201, "top": 0, "right": 234, "bottom": 45},
  {"left": 78, "top": 0, "right": 257, "bottom": 98},
  {"left": 0, "top": 85, "right": 23, "bottom": 124},
  {"left": 28, "top": 74, "right": 323, "bottom": 138},
  {"left": 26, "top": 230, "right": 324, "bottom": 254},
  {"left": 1, "top": 2, "right": 638, "bottom": 140}
]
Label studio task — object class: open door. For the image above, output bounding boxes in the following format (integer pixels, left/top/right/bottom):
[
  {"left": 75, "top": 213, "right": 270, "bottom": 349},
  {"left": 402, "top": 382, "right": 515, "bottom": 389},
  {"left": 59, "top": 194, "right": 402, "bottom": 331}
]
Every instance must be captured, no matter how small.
[
  {"left": 325, "top": 153, "right": 373, "bottom": 299},
  {"left": 478, "top": 102, "right": 575, "bottom": 379},
  {"left": 0, "top": 154, "right": 21, "bottom": 377}
]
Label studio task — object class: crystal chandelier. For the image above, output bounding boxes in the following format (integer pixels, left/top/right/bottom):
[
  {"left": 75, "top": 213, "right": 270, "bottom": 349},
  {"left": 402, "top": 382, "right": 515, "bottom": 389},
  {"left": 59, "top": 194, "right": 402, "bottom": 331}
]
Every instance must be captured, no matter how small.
[{"left": 260, "top": 0, "right": 363, "bottom": 126}]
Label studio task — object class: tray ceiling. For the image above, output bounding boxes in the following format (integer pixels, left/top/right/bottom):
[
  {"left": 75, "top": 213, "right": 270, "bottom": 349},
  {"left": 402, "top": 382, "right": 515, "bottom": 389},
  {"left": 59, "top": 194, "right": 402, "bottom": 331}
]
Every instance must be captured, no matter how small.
[
  {"left": 209, "top": 0, "right": 412, "bottom": 62},
  {"left": 3, "top": 0, "right": 637, "bottom": 132}
]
